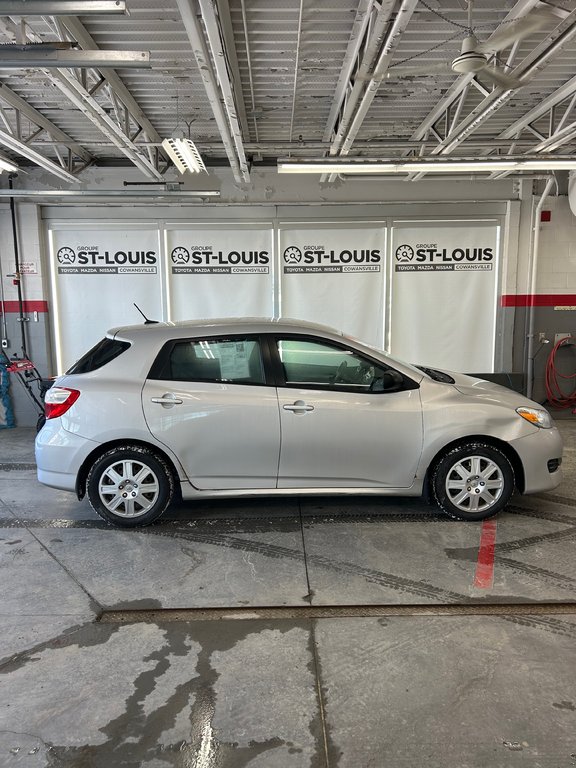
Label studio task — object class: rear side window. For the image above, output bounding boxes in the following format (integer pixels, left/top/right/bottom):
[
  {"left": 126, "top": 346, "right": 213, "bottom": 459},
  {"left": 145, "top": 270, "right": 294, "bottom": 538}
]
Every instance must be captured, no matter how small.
[
  {"left": 150, "top": 337, "right": 265, "bottom": 385},
  {"left": 67, "top": 338, "right": 130, "bottom": 374}
]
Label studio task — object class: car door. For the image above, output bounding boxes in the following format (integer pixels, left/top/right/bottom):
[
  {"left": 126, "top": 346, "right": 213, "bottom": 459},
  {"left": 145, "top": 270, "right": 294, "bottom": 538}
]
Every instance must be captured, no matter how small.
[
  {"left": 142, "top": 335, "right": 280, "bottom": 490},
  {"left": 271, "top": 336, "right": 423, "bottom": 489}
]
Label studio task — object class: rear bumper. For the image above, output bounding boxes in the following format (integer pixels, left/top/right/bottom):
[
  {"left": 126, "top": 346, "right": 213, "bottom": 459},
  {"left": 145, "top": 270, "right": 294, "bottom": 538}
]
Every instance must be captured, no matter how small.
[
  {"left": 35, "top": 420, "right": 100, "bottom": 493},
  {"left": 511, "top": 425, "right": 563, "bottom": 494}
]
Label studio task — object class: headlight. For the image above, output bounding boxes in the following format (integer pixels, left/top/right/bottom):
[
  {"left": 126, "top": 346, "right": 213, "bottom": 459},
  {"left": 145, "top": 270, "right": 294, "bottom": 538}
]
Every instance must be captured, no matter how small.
[{"left": 516, "top": 407, "right": 552, "bottom": 429}]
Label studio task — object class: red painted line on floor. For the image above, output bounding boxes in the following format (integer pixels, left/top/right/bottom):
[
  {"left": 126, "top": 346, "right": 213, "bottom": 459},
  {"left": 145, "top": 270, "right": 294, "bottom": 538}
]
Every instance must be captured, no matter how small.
[{"left": 473, "top": 519, "right": 497, "bottom": 589}]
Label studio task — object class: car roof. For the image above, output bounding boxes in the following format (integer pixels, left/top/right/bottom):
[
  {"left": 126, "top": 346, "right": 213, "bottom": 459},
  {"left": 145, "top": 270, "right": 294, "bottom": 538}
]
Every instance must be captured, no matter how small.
[{"left": 108, "top": 317, "right": 346, "bottom": 342}]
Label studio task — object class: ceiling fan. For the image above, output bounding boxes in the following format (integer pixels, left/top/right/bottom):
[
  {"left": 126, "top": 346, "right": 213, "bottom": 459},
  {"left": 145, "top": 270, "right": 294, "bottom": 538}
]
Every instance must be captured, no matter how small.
[{"left": 370, "top": 3, "right": 558, "bottom": 90}]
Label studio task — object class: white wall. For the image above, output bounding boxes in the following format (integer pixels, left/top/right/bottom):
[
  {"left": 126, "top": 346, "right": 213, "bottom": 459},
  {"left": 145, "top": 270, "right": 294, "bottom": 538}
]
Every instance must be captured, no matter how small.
[{"left": 2, "top": 167, "right": 575, "bottom": 421}]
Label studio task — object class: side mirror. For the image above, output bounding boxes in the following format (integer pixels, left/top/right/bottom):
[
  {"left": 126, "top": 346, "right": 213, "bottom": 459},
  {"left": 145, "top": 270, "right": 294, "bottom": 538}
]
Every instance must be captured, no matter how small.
[{"left": 371, "top": 369, "right": 403, "bottom": 392}]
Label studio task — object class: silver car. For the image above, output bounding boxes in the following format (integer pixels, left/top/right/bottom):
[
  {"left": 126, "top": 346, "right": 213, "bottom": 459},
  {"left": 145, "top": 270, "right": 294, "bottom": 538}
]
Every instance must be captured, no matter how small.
[{"left": 36, "top": 318, "right": 563, "bottom": 527}]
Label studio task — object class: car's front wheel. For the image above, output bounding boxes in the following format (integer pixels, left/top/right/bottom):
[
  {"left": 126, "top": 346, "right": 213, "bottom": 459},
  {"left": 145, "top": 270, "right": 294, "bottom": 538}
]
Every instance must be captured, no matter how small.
[
  {"left": 86, "top": 445, "right": 174, "bottom": 527},
  {"left": 432, "top": 442, "right": 514, "bottom": 521}
]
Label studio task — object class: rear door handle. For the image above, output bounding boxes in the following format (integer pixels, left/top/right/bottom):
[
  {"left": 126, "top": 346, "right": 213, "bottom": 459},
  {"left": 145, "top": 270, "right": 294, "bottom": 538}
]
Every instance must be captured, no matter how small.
[
  {"left": 151, "top": 393, "right": 183, "bottom": 407},
  {"left": 283, "top": 400, "right": 314, "bottom": 413}
]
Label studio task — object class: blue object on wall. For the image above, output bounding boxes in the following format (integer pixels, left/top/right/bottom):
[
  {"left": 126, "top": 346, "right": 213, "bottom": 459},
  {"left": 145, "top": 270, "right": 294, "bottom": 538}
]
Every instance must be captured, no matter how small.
[{"left": 0, "top": 360, "right": 15, "bottom": 429}]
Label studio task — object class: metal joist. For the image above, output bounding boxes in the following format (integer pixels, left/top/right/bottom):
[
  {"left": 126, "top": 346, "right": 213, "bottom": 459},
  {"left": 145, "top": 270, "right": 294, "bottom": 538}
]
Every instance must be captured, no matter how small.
[
  {"left": 14, "top": 13, "right": 164, "bottom": 179},
  {"left": 196, "top": 0, "right": 249, "bottom": 182},
  {"left": 0, "top": 81, "right": 91, "bottom": 163},
  {"left": 176, "top": 0, "right": 248, "bottom": 183},
  {"left": 60, "top": 15, "right": 165, "bottom": 170},
  {"left": 0, "top": 126, "right": 80, "bottom": 182},
  {"left": 48, "top": 67, "right": 164, "bottom": 179},
  {"left": 327, "top": 0, "right": 397, "bottom": 159},
  {"left": 322, "top": 0, "right": 373, "bottom": 144},
  {"left": 327, "top": 0, "right": 418, "bottom": 182}
]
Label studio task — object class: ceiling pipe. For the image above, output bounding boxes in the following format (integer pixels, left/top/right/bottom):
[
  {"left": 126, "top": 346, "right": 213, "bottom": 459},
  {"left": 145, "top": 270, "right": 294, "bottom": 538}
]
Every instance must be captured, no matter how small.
[
  {"left": 526, "top": 176, "right": 555, "bottom": 400},
  {"left": 175, "top": 0, "right": 248, "bottom": 183},
  {"left": 288, "top": 0, "right": 305, "bottom": 141}
]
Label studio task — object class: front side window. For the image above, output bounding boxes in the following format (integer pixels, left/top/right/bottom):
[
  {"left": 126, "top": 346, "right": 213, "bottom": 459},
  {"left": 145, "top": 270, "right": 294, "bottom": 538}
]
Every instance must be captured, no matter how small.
[
  {"left": 152, "top": 337, "right": 265, "bottom": 385},
  {"left": 276, "top": 338, "right": 390, "bottom": 391}
]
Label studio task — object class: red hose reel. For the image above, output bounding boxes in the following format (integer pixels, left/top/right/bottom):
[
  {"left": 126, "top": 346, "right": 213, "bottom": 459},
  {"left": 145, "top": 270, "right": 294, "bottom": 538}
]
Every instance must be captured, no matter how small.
[{"left": 544, "top": 336, "right": 576, "bottom": 410}]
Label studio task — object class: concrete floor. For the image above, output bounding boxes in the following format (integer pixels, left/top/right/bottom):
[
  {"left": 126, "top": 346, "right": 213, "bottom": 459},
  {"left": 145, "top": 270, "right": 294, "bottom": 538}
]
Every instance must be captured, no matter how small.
[{"left": 1, "top": 423, "right": 576, "bottom": 767}]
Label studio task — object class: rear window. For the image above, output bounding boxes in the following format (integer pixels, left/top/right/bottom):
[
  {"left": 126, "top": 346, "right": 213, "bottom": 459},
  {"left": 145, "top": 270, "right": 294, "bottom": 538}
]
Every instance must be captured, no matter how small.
[{"left": 67, "top": 337, "right": 130, "bottom": 374}]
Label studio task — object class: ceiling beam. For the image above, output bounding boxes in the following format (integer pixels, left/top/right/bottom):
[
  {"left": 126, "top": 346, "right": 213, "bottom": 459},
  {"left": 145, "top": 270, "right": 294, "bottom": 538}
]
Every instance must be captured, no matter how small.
[
  {"left": 175, "top": 0, "right": 249, "bottom": 183},
  {"left": 196, "top": 0, "right": 249, "bottom": 182},
  {"left": 0, "top": 48, "right": 150, "bottom": 67},
  {"left": 322, "top": 0, "right": 372, "bottom": 145},
  {"left": 326, "top": 0, "right": 418, "bottom": 183},
  {"left": 0, "top": 1, "right": 126, "bottom": 14}
]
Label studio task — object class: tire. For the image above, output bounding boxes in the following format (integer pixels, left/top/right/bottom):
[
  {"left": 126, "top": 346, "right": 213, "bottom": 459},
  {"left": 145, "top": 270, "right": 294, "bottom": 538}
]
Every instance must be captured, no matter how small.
[
  {"left": 432, "top": 442, "right": 514, "bottom": 521},
  {"left": 86, "top": 445, "right": 174, "bottom": 528}
]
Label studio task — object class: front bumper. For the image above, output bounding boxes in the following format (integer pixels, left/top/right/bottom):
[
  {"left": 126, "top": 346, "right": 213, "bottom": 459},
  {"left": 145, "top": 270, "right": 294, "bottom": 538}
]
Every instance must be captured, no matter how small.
[{"left": 510, "top": 425, "right": 563, "bottom": 494}]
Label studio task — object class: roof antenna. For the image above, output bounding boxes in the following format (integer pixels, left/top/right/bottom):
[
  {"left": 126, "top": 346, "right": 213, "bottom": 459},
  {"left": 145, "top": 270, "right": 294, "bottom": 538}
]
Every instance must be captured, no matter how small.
[{"left": 134, "top": 303, "right": 158, "bottom": 324}]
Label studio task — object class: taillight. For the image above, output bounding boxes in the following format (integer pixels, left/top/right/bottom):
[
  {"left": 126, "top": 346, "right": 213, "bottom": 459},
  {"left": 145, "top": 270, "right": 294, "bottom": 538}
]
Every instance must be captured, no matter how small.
[{"left": 44, "top": 387, "right": 80, "bottom": 419}]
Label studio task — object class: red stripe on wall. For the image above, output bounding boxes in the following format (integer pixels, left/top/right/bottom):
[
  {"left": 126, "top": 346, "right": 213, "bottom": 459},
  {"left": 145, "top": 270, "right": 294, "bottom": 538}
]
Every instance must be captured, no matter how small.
[
  {"left": 501, "top": 294, "right": 576, "bottom": 307},
  {"left": 473, "top": 519, "right": 497, "bottom": 589},
  {"left": 0, "top": 301, "right": 48, "bottom": 313}
]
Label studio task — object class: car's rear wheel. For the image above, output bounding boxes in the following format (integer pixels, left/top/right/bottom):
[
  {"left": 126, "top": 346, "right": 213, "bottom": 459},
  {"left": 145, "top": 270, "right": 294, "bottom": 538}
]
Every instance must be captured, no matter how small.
[
  {"left": 432, "top": 442, "right": 514, "bottom": 521},
  {"left": 86, "top": 445, "right": 174, "bottom": 527}
]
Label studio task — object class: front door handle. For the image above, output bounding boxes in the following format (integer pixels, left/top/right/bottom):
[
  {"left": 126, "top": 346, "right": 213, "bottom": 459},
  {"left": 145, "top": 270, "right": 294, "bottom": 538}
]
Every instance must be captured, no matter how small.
[
  {"left": 151, "top": 393, "right": 183, "bottom": 407},
  {"left": 283, "top": 400, "right": 314, "bottom": 413}
]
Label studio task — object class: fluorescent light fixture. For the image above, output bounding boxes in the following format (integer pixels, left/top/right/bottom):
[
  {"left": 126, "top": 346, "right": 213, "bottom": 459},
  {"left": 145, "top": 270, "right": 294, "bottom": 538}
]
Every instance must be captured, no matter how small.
[
  {"left": 162, "top": 138, "right": 207, "bottom": 174},
  {"left": 0, "top": 154, "right": 19, "bottom": 173},
  {"left": 277, "top": 157, "right": 576, "bottom": 174}
]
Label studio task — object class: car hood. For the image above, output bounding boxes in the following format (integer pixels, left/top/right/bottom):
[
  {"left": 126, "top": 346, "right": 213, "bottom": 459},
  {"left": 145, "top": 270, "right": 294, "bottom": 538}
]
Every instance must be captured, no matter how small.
[{"left": 437, "top": 369, "right": 542, "bottom": 409}]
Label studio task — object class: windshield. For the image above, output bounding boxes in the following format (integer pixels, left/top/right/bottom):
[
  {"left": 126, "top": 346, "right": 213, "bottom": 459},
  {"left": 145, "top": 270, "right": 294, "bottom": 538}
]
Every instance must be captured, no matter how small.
[{"left": 343, "top": 334, "right": 426, "bottom": 378}]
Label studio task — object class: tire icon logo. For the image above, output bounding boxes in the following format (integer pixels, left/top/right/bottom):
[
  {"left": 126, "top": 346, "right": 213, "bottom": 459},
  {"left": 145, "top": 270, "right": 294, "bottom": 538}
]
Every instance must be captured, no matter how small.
[
  {"left": 171, "top": 247, "right": 190, "bottom": 265},
  {"left": 395, "top": 245, "right": 414, "bottom": 262},
  {"left": 57, "top": 247, "right": 76, "bottom": 264},
  {"left": 283, "top": 246, "right": 302, "bottom": 264}
]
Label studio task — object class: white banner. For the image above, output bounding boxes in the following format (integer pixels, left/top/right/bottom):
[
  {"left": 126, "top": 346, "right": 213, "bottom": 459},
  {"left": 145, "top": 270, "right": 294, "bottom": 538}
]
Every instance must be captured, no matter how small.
[
  {"left": 166, "top": 227, "right": 274, "bottom": 320},
  {"left": 389, "top": 222, "right": 499, "bottom": 372},
  {"left": 49, "top": 227, "right": 162, "bottom": 371},
  {"left": 279, "top": 225, "right": 386, "bottom": 346}
]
